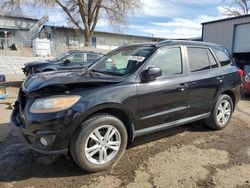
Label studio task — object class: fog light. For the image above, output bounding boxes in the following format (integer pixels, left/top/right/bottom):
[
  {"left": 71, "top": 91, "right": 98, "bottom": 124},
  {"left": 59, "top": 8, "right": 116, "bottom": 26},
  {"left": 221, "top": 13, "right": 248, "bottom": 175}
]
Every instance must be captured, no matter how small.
[{"left": 40, "top": 137, "right": 48, "bottom": 146}]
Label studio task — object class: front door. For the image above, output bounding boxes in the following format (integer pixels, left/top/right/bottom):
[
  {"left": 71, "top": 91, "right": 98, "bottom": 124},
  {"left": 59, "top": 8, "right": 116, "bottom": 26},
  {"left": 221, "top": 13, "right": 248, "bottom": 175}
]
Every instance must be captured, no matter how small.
[{"left": 137, "top": 46, "right": 190, "bottom": 130}]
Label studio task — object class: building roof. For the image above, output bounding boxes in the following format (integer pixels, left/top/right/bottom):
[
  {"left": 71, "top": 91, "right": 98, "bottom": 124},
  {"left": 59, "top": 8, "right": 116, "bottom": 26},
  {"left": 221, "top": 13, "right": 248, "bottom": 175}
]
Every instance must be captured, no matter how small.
[
  {"left": 202, "top": 14, "right": 250, "bottom": 25},
  {"left": 0, "top": 12, "right": 38, "bottom": 21},
  {"left": 43, "top": 24, "right": 166, "bottom": 41}
]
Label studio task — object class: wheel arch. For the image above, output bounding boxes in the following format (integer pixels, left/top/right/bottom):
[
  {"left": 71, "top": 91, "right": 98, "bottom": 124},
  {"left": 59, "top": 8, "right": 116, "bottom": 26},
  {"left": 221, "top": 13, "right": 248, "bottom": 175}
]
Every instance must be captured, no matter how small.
[
  {"left": 73, "top": 104, "right": 136, "bottom": 143},
  {"left": 221, "top": 90, "right": 236, "bottom": 110}
]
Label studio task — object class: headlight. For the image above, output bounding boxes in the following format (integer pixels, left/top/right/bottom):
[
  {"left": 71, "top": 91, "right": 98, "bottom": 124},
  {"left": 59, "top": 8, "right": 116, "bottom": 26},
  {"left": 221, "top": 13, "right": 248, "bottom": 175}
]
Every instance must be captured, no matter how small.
[
  {"left": 30, "top": 95, "right": 81, "bottom": 113},
  {"left": 244, "top": 75, "right": 250, "bottom": 83}
]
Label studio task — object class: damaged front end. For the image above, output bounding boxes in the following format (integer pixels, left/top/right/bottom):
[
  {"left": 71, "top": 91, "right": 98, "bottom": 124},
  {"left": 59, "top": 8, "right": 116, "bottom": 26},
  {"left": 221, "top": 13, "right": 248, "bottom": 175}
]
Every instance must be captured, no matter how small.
[
  {"left": 11, "top": 88, "right": 78, "bottom": 154},
  {"left": 11, "top": 70, "right": 123, "bottom": 154}
]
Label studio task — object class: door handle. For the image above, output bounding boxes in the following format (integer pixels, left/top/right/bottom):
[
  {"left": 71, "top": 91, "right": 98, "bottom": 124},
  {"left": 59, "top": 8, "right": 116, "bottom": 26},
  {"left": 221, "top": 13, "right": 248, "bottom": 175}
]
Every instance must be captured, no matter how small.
[
  {"left": 216, "top": 76, "right": 224, "bottom": 83},
  {"left": 178, "top": 83, "right": 188, "bottom": 91},
  {"left": 216, "top": 76, "right": 224, "bottom": 80}
]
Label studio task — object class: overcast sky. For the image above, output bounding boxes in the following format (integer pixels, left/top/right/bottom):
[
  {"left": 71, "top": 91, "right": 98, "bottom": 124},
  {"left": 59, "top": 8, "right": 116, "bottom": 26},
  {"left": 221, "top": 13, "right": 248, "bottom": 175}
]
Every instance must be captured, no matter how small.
[{"left": 23, "top": 0, "right": 229, "bottom": 39}]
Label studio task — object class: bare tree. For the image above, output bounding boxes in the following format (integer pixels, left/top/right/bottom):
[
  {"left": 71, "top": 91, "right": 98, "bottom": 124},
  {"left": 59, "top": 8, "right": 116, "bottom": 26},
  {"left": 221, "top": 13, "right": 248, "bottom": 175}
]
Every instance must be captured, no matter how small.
[
  {"left": 223, "top": 0, "right": 250, "bottom": 16},
  {"left": 1, "top": 0, "right": 142, "bottom": 46}
]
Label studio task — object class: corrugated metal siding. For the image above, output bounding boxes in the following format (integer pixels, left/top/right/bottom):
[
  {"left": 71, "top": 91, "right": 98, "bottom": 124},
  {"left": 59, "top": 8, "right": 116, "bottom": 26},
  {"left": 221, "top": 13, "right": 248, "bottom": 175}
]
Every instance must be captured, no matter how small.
[{"left": 202, "top": 16, "right": 250, "bottom": 53}]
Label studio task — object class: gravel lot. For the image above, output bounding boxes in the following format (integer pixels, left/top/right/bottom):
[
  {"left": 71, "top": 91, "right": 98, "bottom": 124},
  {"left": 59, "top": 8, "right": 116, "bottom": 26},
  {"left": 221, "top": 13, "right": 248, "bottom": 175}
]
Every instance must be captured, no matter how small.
[{"left": 0, "top": 87, "right": 249, "bottom": 188}]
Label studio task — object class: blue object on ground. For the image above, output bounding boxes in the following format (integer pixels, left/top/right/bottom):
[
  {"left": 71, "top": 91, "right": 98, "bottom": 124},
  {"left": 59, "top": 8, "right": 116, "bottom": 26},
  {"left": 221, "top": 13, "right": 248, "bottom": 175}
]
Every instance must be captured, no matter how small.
[{"left": 0, "top": 93, "right": 8, "bottom": 99}]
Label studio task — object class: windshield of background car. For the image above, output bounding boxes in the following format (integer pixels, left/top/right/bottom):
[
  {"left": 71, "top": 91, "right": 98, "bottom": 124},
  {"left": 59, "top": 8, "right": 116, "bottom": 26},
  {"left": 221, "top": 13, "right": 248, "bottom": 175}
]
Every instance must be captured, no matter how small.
[
  {"left": 244, "top": 66, "right": 250, "bottom": 74},
  {"left": 90, "top": 46, "right": 154, "bottom": 76},
  {"left": 50, "top": 52, "right": 70, "bottom": 61}
]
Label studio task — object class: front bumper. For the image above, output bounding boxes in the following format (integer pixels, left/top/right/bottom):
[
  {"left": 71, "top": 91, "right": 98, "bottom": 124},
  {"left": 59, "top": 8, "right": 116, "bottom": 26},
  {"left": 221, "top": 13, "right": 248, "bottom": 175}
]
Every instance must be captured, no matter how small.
[
  {"left": 10, "top": 99, "right": 81, "bottom": 155},
  {"left": 10, "top": 116, "right": 68, "bottom": 155}
]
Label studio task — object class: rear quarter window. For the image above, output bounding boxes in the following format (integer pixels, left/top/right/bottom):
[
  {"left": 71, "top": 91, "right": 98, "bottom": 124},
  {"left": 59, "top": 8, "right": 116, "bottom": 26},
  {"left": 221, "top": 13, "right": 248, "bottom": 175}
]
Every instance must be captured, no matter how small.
[{"left": 213, "top": 48, "right": 232, "bottom": 66}]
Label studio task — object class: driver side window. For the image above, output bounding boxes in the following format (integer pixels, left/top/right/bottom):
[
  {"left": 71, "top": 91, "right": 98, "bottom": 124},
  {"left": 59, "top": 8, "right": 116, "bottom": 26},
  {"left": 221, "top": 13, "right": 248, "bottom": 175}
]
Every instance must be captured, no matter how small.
[
  {"left": 149, "top": 47, "right": 183, "bottom": 77},
  {"left": 67, "top": 53, "right": 85, "bottom": 62}
]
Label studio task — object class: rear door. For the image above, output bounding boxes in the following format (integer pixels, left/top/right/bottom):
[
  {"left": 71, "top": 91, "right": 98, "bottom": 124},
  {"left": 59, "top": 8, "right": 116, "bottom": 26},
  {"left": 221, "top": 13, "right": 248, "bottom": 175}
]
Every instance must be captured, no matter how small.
[
  {"left": 137, "top": 46, "right": 190, "bottom": 130},
  {"left": 86, "top": 53, "right": 101, "bottom": 66},
  {"left": 186, "top": 46, "right": 224, "bottom": 117}
]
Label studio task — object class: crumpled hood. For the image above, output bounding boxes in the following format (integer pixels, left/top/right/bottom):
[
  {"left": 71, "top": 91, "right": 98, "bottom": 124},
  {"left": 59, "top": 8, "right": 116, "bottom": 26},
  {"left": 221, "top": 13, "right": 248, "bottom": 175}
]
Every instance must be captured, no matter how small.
[
  {"left": 22, "top": 70, "right": 124, "bottom": 93},
  {"left": 24, "top": 60, "right": 51, "bottom": 67}
]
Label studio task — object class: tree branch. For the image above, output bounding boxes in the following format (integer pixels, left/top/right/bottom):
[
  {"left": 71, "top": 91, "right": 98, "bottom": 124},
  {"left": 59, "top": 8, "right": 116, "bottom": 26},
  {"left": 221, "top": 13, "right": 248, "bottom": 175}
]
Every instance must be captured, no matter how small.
[{"left": 55, "top": 0, "right": 83, "bottom": 30}]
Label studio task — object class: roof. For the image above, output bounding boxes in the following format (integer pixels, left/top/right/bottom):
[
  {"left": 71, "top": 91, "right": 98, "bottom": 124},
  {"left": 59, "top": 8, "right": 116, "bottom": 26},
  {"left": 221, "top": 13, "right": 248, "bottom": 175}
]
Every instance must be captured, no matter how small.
[
  {"left": 117, "top": 40, "right": 222, "bottom": 49},
  {"left": 0, "top": 12, "right": 38, "bottom": 21},
  {"left": 202, "top": 14, "right": 250, "bottom": 25},
  {"left": 157, "top": 40, "right": 221, "bottom": 47},
  {"left": 43, "top": 25, "right": 166, "bottom": 40},
  {"left": 62, "top": 50, "right": 103, "bottom": 54}
]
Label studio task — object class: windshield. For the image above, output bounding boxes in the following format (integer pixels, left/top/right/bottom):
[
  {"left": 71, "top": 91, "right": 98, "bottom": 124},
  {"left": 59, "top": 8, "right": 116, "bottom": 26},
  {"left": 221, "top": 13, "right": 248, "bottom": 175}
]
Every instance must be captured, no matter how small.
[
  {"left": 50, "top": 52, "right": 70, "bottom": 62},
  {"left": 89, "top": 46, "right": 154, "bottom": 76}
]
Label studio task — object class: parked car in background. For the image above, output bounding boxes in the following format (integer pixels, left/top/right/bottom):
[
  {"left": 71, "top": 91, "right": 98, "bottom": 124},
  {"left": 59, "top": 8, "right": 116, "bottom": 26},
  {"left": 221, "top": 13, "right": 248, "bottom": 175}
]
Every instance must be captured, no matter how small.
[
  {"left": 22, "top": 50, "right": 103, "bottom": 76},
  {"left": 12, "top": 40, "right": 241, "bottom": 172},
  {"left": 241, "top": 65, "right": 250, "bottom": 96},
  {"left": 0, "top": 74, "right": 7, "bottom": 99}
]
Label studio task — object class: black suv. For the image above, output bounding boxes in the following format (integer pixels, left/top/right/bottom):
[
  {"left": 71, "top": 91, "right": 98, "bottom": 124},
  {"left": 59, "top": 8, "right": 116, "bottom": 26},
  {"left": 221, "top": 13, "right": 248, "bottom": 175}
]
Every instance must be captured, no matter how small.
[
  {"left": 11, "top": 40, "right": 241, "bottom": 172},
  {"left": 22, "top": 50, "right": 103, "bottom": 76}
]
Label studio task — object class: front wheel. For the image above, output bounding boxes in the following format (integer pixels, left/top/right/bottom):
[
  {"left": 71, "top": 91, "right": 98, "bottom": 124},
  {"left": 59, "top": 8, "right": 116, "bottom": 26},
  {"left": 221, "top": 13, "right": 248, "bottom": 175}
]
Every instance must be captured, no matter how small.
[
  {"left": 70, "top": 114, "right": 128, "bottom": 172},
  {"left": 205, "top": 94, "right": 233, "bottom": 130}
]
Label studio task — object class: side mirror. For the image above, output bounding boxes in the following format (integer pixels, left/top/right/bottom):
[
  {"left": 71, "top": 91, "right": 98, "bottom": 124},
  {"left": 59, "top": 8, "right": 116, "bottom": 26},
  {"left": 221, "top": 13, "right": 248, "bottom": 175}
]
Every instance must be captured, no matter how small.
[
  {"left": 64, "top": 59, "right": 70, "bottom": 64},
  {"left": 141, "top": 67, "right": 162, "bottom": 81}
]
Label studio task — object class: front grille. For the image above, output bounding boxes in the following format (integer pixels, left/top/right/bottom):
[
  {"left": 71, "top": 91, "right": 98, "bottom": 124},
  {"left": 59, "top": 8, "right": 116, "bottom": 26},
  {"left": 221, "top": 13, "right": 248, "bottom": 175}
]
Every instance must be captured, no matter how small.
[{"left": 19, "top": 89, "right": 27, "bottom": 111}]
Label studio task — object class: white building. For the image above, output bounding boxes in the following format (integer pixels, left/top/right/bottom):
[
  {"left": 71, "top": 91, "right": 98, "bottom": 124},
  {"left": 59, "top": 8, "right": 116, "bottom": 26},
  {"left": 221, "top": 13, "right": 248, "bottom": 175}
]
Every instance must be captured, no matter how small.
[{"left": 0, "top": 13, "right": 165, "bottom": 53}]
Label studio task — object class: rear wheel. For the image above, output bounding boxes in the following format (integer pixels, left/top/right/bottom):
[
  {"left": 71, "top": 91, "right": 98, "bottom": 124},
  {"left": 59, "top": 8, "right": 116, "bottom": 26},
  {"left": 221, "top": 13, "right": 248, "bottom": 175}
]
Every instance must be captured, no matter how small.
[
  {"left": 70, "top": 114, "right": 127, "bottom": 172},
  {"left": 205, "top": 94, "right": 233, "bottom": 130}
]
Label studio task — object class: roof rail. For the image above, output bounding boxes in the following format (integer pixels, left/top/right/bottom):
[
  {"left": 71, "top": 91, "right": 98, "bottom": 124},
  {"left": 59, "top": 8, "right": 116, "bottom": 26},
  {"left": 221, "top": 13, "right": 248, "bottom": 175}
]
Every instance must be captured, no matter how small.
[{"left": 155, "top": 40, "right": 173, "bottom": 47}]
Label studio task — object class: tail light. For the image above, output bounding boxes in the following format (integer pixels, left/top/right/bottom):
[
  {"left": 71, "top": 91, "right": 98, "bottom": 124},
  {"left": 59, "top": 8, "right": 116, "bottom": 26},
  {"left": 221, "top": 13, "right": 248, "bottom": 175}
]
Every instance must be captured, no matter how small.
[{"left": 239, "top": 69, "right": 244, "bottom": 78}]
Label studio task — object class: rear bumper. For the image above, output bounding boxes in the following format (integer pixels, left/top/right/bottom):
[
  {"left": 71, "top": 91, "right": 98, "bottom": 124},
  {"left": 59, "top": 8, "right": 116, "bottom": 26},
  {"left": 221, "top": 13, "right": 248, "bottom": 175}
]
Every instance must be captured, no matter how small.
[{"left": 242, "top": 82, "right": 250, "bottom": 94}]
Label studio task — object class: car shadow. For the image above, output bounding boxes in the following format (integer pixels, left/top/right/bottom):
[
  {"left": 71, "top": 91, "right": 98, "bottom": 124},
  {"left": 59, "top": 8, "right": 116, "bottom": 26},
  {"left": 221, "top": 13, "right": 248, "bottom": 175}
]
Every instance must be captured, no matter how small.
[
  {"left": 240, "top": 95, "right": 250, "bottom": 101},
  {"left": 0, "top": 121, "right": 211, "bottom": 182}
]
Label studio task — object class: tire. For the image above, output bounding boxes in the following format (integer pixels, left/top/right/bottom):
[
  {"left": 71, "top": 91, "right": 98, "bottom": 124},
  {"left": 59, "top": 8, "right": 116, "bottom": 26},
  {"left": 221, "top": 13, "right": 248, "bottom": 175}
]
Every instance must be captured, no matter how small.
[
  {"left": 70, "top": 113, "right": 128, "bottom": 172},
  {"left": 205, "top": 94, "right": 233, "bottom": 130}
]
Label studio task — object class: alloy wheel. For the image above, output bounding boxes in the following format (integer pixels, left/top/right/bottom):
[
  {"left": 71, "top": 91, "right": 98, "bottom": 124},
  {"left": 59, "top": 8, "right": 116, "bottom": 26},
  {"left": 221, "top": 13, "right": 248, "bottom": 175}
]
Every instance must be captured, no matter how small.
[
  {"left": 216, "top": 100, "right": 232, "bottom": 126},
  {"left": 84, "top": 125, "right": 121, "bottom": 165}
]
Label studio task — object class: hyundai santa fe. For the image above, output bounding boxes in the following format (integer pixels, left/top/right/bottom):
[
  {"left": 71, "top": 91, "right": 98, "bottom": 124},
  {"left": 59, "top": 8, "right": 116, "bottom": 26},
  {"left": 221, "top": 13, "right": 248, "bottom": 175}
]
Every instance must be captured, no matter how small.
[{"left": 11, "top": 40, "right": 241, "bottom": 172}]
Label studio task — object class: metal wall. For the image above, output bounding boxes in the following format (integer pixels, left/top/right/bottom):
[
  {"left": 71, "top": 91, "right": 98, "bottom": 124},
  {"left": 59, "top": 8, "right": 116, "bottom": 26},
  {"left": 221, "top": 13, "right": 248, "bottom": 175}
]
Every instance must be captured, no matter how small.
[{"left": 202, "top": 16, "right": 250, "bottom": 54}]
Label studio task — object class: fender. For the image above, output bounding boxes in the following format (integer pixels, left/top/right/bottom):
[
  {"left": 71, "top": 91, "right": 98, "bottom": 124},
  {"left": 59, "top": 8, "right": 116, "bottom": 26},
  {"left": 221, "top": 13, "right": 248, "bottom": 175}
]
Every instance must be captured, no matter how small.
[{"left": 71, "top": 102, "right": 137, "bottom": 142}]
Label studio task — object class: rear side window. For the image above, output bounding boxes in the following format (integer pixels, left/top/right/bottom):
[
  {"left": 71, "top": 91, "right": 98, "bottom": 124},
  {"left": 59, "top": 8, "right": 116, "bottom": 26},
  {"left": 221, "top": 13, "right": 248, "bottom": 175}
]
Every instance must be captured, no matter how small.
[
  {"left": 187, "top": 48, "right": 210, "bottom": 72},
  {"left": 213, "top": 49, "right": 231, "bottom": 66},
  {"left": 87, "top": 53, "right": 99, "bottom": 62}
]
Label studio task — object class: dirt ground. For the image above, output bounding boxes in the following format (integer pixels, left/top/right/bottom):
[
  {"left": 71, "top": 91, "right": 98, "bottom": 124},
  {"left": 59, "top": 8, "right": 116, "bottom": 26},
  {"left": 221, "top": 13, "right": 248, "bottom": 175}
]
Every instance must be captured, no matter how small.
[{"left": 0, "top": 87, "right": 250, "bottom": 188}]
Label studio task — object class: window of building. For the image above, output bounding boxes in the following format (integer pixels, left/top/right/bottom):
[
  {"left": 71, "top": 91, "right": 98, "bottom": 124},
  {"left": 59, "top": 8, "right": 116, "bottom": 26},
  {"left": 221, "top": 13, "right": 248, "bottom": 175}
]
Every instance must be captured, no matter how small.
[
  {"left": 149, "top": 47, "right": 183, "bottom": 77},
  {"left": 187, "top": 48, "right": 210, "bottom": 72},
  {"left": 92, "top": 37, "right": 97, "bottom": 48}
]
